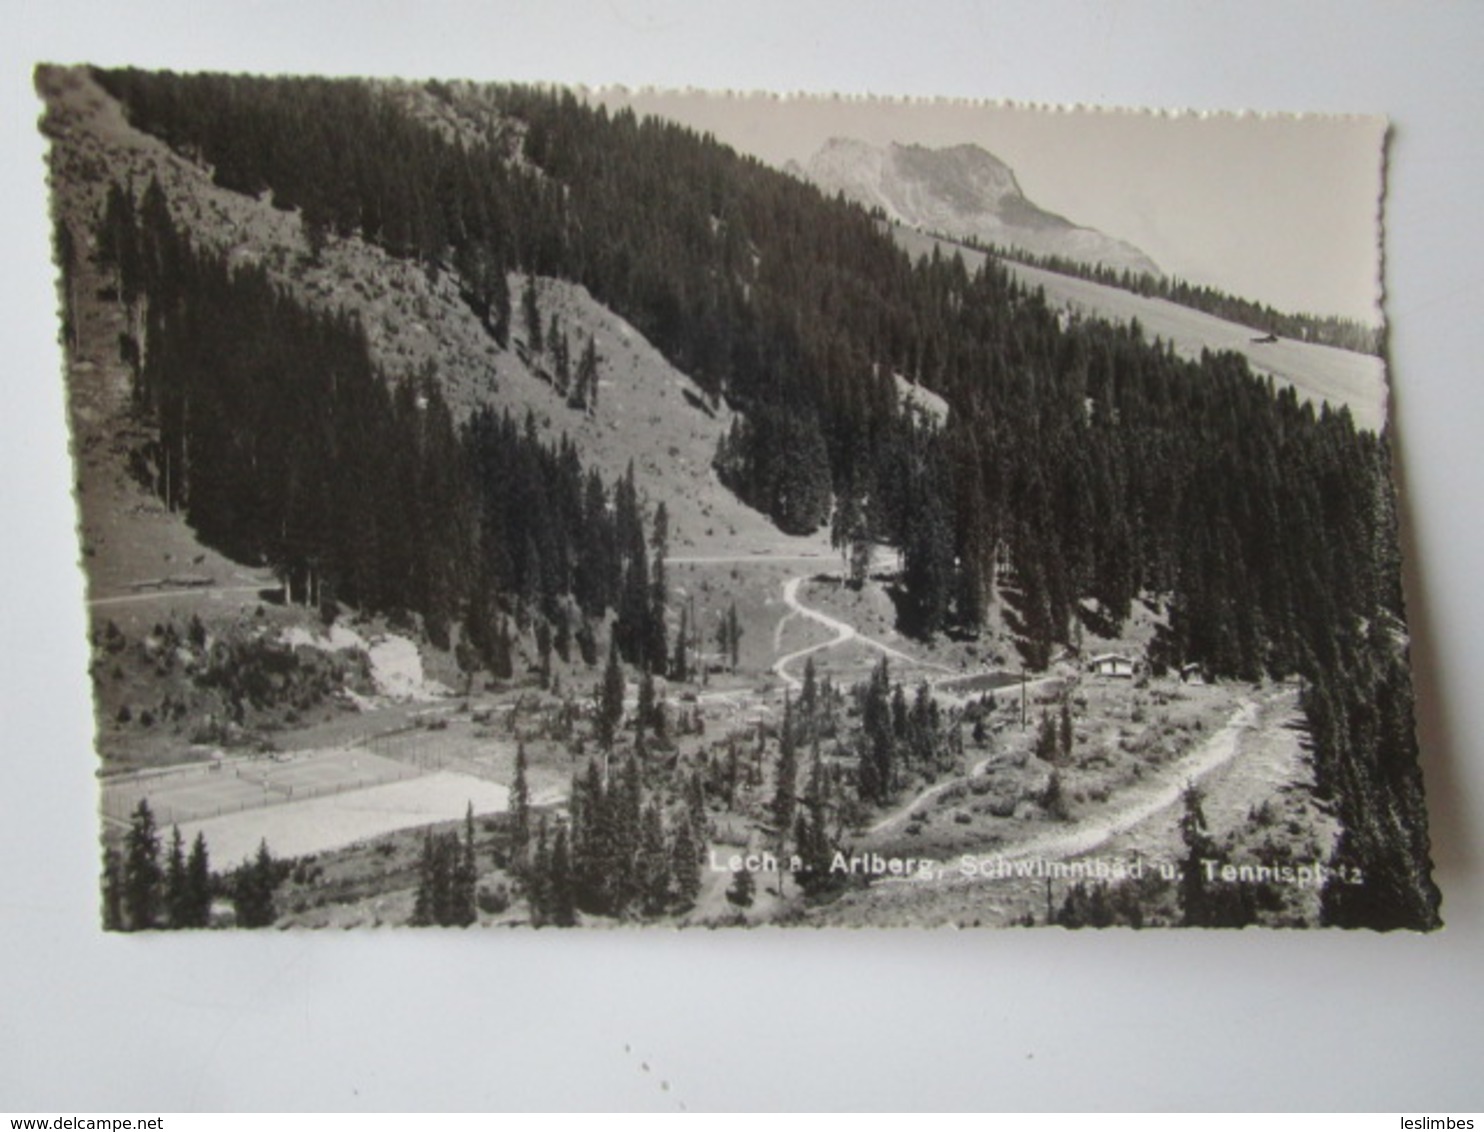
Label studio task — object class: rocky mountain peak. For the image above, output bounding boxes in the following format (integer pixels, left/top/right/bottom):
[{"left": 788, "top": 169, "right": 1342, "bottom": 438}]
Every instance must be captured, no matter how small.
[{"left": 796, "top": 137, "right": 1161, "bottom": 277}]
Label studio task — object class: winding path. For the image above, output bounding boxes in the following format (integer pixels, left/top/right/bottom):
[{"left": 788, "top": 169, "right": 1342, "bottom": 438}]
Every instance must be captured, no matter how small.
[{"left": 770, "top": 574, "right": 954, "bottom": 690}]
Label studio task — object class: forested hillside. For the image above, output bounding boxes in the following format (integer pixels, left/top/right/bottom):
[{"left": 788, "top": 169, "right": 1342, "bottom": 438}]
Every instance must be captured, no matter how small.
[
  {"left": 83, "top": 68, "right": 1437, "bottom": 928},
  {"left": 90, "top": 176, "right": 671, "bottom": 677}
]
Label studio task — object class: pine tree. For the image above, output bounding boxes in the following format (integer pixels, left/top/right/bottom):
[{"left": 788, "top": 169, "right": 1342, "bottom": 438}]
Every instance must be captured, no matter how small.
[
  {"left": 670, "top": 813, "right": 701, "bottom": 909},
  {"left": 165, "top": 824, "right": 189, "bottom": 929},
  {"left": 454, "top": 803, "right": 478, "bottom": 926},
  {"left": 772, "top": 691, "right": 799, "bottom": 833},
  {"left": 234, "top": 839, "right": 279, "bottom": 929},
  {"left": 611, "top": 755, "right": 644, "bottom": 915},
  {"left": 598, "top": 636, "right": 625, "bottom": 753},
  {"left": 1179, "top": 785, "right": 1217, "bottom": 927},
  {"left": 1040, "top": 769, "right": 1070, "bottom": 822},
  {"left": 570, "top": 335, "right": 599, "bottom": 412},
  {"left": 123, "top": 799, "right": 162, "bottom": 930},
  {"left": 1036, "top": 710, "right": 1060, "bottom": 764},
  {"left": 799, "top": 658, "right": 819, "bottom": 744},
  {"left": 509, "top": 742, "right": 531, "bottom": 868},
  {"left": 412, "top": 826, "right": 477, "bottom": 927},
  {"left": 527, "top": 816, "right": 551, "bottom": 922},
  {"left": 687, "top": 767, "right": 708, "bottom": 852},
  {"left": 832, "top": 486, "right": 866, "bottom": 586},
  {"left": 536, "top": 620, "right": 553, "bottom": 689},
  {"left": 793, "top": 750, "right": 842, "bottom": 897},
  {"left": 726, "top": 867, "right": 756, "bottom": 908},
  {"left": 185, "top": 832, "right": 212, "bottom": 928},
  {"left": 636, "top": 668, "right": 656, "bottom": 748},
  {"left": 717, "top": 602, "right": 743, "bottom": 671},
  {"left": 549, "top": 823, "right": 576, "bottom": 926},
  {"left": 522, "top": 273, "right": 542, "bottom": 353},
  {"left": 672, "top": 603, "right": 690, "bottom": 682},
  {"left": 647, "top": 504, "right": 670, "bottom": 674},
  {"left": 412, "top": 830, "right": 438, "bottom": 926},
  {"left": 858, "top": 658, "right": 895, "bottom": 805},
  {"left": 583, "top": 337, "right": 599, "bottom": 410},
  {"left": 639, "top": 799, "right": 671, "bottom": 916}
]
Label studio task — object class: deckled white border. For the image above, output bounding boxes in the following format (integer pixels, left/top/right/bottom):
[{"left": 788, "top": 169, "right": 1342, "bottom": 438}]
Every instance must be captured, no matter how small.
[{"left": 5, "top": 1, "right": 1483, "bottom": 1113}]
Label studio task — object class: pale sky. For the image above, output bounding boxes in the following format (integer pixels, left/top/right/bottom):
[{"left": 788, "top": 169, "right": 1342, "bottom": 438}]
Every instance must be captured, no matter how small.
[{"left": 591, "top": 89, "right": 1385, "bottom": 324}]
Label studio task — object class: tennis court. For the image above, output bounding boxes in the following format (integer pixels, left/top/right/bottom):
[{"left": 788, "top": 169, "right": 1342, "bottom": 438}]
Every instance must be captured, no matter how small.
[
  {"left": 100, "top": 746, "right": 421, "bottom": 828},
  {"left": 177, "top": 770, "right": 510, "bottom": 865}
]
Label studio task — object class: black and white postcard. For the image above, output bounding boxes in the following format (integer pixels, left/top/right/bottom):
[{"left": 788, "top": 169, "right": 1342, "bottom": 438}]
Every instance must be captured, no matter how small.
[{"left": 37, "top": 66, "right": 1440, "bottom": 930}]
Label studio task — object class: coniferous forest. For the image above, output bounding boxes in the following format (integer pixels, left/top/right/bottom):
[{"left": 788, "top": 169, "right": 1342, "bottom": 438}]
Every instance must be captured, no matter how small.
[
  {"left": 97, "top": 173, "right": 670, "bottom": 677},
  {"left": 60, "top": 67, "right": 1438, "bottom": 930}
]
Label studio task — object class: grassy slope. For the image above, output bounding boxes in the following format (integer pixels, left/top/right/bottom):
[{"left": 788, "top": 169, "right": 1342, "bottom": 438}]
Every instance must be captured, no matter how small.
[{"left": 892, "top": 225, "right": 1389, "bottom": 434}]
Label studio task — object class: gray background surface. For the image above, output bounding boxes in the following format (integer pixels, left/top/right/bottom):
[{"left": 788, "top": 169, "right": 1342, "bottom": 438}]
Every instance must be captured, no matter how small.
[{"left": 2, "top": 0, "right": 1481, "bottom": 1112}]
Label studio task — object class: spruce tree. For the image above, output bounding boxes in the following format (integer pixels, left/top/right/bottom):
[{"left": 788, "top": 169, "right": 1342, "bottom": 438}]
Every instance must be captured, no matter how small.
[
  {"left": 1036, "top": 710, "right": 1060, "bottom": 764},
  {"left": 412, "top": 831, "right": 437, "bottom": 926},
  {"left": 859, "top": 659, "right": 895, "bottom": 804},
  {"left": 509, "top": 742, "right": 531, "bottom": 868},
  {"left": 772, "top": 692, "right": 799, "bottom": 834},
  {"left": 527, "top": 816, "right": 551, "bottom": 923},
  {"left": 687, "top": 768, "right": 708, "bottom": 853},
  {"left": 454, "top": 803, "right": 478, "bottom": 927},
  {"left": 718, "top": 602, "right": 742, "bottom": 671},
  {"left": 799, "top": 658, "right": 819, "bottom": 743},
  {"left": 672, "top": 604, "right": 690, "bottom": 682},
  {"left": 1178, "top": 786, "right": 1217, "bottom": 927},
  {"left": 522, "top": 273, "right": 542, "bottom": 353},
  {"left": 185, "top": 832, "right": 212, "bottom": 928},
  {"left": 165, "top": 824, "right": 188, "bottom": 929},
  {"left": 612, "top": 755, "right": 644, "bottom": 915},
  {"left": 647, "top": 504, "right": 670, "bottom": 674},
  {"left": 670, "top": 813, "right": 701, "bottom": 909},
  {"left": 123, "top": 799, "right": 162, "bottom": 930},
  {"left": 793, "top": 751, "right": 840, "bottom": 897},
  {"left": 639, "top": 800, "right": 671, "bottom": 916},
  {"left": 636, "top": 668, "right": 656, "bottom": 748},
  {"left": 726, "top": 867, "right": 755, "bottom": 908},
  {"left": 598, "top": 637, "right": 625, "bottom": 753},
  {"left": 549, "top": 823, "right": 576, "bottom": 926},
  {"left": 234, "top": 839, "right": 279, "bottom": 929}
]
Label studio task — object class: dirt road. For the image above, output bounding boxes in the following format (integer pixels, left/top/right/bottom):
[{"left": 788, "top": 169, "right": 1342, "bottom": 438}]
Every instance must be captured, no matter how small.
[
  {"left": 771, "top": 574, "right": 953, "bottom": 690},
  {"left": 871, "top": 693, "right": 1275, "bottom": 884},
  {"left": 88, "top": 584, "right": 270, "bottom": 608},
  {"left": 977, "top": 696, "right": 1264, "bottom": 867}
]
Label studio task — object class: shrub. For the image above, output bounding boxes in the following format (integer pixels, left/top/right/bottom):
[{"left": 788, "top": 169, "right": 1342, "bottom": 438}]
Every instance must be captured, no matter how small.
[{"left": 476, "top": 884, "right": 510, "bottom": 915}]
